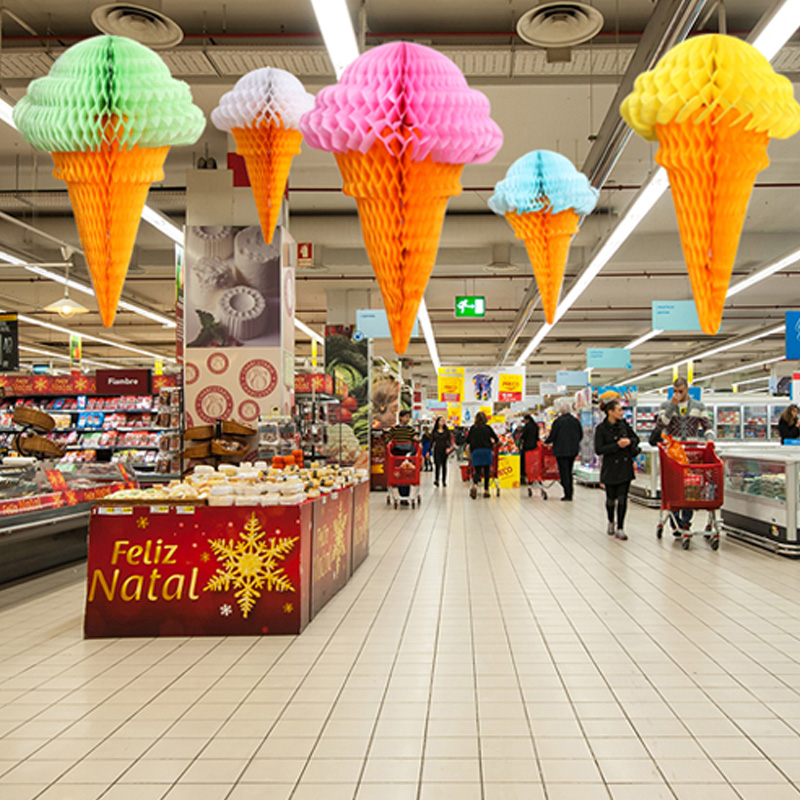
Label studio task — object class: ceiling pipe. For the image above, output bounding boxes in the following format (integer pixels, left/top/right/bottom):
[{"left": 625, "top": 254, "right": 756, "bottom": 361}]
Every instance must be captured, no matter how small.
[{"left": 497, "top": 0, "right": 711, "bottom": 365}]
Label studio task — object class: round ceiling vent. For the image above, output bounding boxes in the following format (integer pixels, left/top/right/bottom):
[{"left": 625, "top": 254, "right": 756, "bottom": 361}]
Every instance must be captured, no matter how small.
[
  {"left": 516, "top": 2, "right": 604, "bottom": 49},
  {"left": 483, "top": 261, "right": 519, "bottom": 275},
  {"left": 91, "top": 3, "right": 184, "bottom": 49}
]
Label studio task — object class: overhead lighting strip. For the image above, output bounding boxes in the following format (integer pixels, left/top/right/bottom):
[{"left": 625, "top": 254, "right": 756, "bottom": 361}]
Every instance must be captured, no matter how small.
[
  {"left": 294, "top": 318, "right": 324, "bottom": 345},
  {"left": 19, "top": 344, "right": 120, "bottom": 370},
  {"left": 418, "top": 299, "right": 441, "bottom": 373},
  {"left": 513, "top": 2, "right": 800, "bottom": 367},
  {"left": 309, "top": 0, "right": 360, "bottom": 78},
  {"left": 694, "top": 355, "right": 785, "bottom": 383}
]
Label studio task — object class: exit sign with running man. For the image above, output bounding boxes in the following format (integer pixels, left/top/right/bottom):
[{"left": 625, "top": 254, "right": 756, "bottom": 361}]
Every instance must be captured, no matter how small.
[{"left": 454, "top": 296, "right": 486, "bottom": 318}]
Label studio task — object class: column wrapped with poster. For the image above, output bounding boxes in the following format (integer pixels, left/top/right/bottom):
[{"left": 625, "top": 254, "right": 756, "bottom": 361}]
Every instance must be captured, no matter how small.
[{"left": 324, "top": 326, "right": 370, "bottom": 469}]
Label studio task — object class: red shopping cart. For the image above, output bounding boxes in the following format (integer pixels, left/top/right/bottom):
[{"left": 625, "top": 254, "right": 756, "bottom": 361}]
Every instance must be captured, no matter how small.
[
  {"left": 524, "top": 444, "right": 560, "bottom": 499},
  {"left": 656, "top": 441, "right": 723, "bottom": 550},
  {"left": 385, "top": 442, "right": 422, "bottom": 509},
  {"left": 459, "top": 444, "right": 501, "bottom": 496}
]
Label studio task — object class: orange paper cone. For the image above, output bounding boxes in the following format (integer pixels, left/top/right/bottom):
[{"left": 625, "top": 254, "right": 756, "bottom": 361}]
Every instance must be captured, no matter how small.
[
  {"left": 335, "top": 143, "right": 463, "bottom": 354},
  {"left": 232, "top": 123, "right": 303, "bottom": 245},
  {"left": 52, "top": 144, "right": 168, "bottom": 327},
  {"left": 505, "top": 208, "right": 580, "bottom": 324},
  {"left": 655, "top": 109, "right": 770, "bottom": 335}
]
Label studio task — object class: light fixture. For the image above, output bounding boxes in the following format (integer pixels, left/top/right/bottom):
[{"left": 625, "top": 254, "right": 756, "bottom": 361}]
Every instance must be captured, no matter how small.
[
  {"left": 418, "top": 299, "right": 441, "bottom": 372},
  {"left": 626, "top": 329, "right": 664, "bottom": 350},
  {"left": 694, "top": 355, "right": 784, "bottom": 383},
  {"left": 309, "top": 0, "right": 360, "bottom": 78},
  {"left": 0, "top": 97, "right": 16, "bottom": 130},
  {"left": 294, "top": 317, "right": 324, "bottom": 345},
  {"left": 141, "top": 205, "right": 183, "bottom": 245},
  {"left": 43, "top": 295, "right": 90, "bottom": 318},
  {"left": 749, "top": 0, "right": 800, "bottom": 60},
  {"left": 18, "top": 345, "right": 119, "bottom": 370}
]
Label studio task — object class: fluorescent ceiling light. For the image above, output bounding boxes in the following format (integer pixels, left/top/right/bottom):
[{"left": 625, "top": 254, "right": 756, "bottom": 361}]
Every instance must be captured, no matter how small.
[
  {"left": 418, "top": 299, "right": 441, "bottom": 372},
  {"left": 627, "top": 329, "right": 664, "bottom": 350},
  {"left": 141, "top": 205, "right": 183, "bottom": 245},
  {"left": 735, "top": 375, "right": 771, "bottom": 386},
  {"left": 749, "top": 0, "right": 800, "bottom": 60},
  {"left": 309, "top": 0, "right": 360, "bottom": 78},
  {"left": 0, "top": 248, "right": 25, "bottom": 265},
  {"left": 695, "top": 355, "right": 784, "bottom": 382},
  {"left": 19, "top": 344, "right": 120, "bottom": 370},
  {"left": 623, "top": 324, "right": 785, "bottom": 383},
  {"left": 17, "top": 314, "right": 174, "bottom": 362},
  {"left": 0, "top": 97, "right": 16, "bottom": 130},
  {"left": 294, "top": 317, "right": 324, "bottom": 345},
  {"left": 726, "top": 245, "right": 800, "bottom": 298}
]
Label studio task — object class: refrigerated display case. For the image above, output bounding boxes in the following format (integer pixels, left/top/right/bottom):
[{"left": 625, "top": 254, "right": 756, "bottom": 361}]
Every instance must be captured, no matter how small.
[
  {"left": 295, "top": 394, "right": 340, "bottom": 462},
  {"left": 631, "top": 443, "right": 660, "bottom": 506},
  {"left": 722, "top": 449, "right": 800, "bottom": 557},
  {"left": 634, "top": 405, "right": 659, "bottom": 438},
  {"left": 716, "top": 406, "right": 742, "bottom": 440},
  {"left": 575, "top": 407, "right": 600, "bottom": 485},
  {"left": 743, "top": 404, "right": 768, "bottom": 440},
  {"left": 770, "top": 405, "right": 783, "bottom": 440}
]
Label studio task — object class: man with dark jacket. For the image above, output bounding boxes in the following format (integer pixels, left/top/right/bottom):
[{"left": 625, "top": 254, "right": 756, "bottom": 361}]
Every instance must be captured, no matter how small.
[
  {"left": 519, "top": 414, "right": 540, "bottom": 485},
  {"left": 545, "top": 402, "right": 583, "bottom": 501}
]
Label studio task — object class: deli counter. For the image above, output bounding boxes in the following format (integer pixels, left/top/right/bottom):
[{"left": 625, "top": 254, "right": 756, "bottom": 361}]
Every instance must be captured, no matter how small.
[{"left": 0, "top": 460, "right": 133, "bottom": 583}]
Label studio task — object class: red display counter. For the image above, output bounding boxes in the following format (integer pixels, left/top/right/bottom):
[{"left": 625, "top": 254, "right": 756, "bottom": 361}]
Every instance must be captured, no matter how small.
[{"left": 84, "top": 482, "right": 369, "bottom": 638}]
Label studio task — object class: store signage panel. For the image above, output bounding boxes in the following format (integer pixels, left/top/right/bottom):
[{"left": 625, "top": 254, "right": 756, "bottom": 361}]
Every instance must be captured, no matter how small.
[
  {"left": 438, "top": 366, "right": 465, "bottom": 403},
  {"left": 454, "top": 295, "right": 486, "bottom": 318},
  {"left": 297, "top": 242, "right": 314, "bottom": 268},
  {"left": 556, "top": 370, "right": 589, "bottom": 386},
  {"left": 586, "top": 348, "right": 632, "bottom": 370},
  {"left": 652, "top": 300, "right": 702, "bottom": 332},
  {"left": 311, "top": 490, "right": 353, "bottom": 618},
  {"left": 786, "top": 312, "right": 800, "bottom": 360},
  {"left": 96, "top": 369, "right": 152, "bottom": 396},
  {"left": 496, "top": 370, "right": 524, "bottom": 402},
  {"left": 356, "top": 309, "right": 419, "bottom": 339}
]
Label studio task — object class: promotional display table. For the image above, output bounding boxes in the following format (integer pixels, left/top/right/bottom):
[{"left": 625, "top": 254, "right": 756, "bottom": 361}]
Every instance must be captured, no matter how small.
[{"left": 84, "top": 481, "right": 369, "bottom": 637}]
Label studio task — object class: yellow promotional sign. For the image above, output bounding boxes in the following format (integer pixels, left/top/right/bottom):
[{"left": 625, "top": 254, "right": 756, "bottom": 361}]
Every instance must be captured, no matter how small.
[
  {"left": 438, "top": 366, "right": 464, "bottom": 403},
  {"left": 497, "top": 372, "right": 524, "bottom": 402},
  {"left": 447, "top": 402, "right": 462, "bottom": 426},
  {"left": 687, "top": 360, "right": 694, "bottom": 384},
  {"left": 479, "top": 404, "right": 493, "bottom": 418},
  {"left": 490, "top": 414, "right": 506, "bottom": 425},
  {"left": 497, "top": 454, "right": 520, "bottom": 489}
]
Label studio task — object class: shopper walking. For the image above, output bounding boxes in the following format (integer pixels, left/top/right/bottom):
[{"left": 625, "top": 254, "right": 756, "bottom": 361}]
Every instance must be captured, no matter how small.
[
  {"left": 649, "top": 377, "right": 713, "bottom": 531},
  {"left": 467, "top": 411, "right": 499, "bottom": 498},
  {"left": 387, "top": 410, "right": 418, "bottom": 504},
  {"left": 518, "top": 414, "right": 540, "bottom": 484},
  {"left": 545, "top": 400, "right": 583, "bottom": 501},
  {"left": 431, "top": 416, "right": 454, "bottom": 487},
  {"left": 421, "top": 426, "right": 432, "bottom": 471},
  {"left": 454, "top": 426, "right": 467, "bottom": 461},
  {"left": 595, "top": 398, "right": 639, "bottom": 540},
  {"left": 779, "top": 405, "right": 800, "bottom": 443}
]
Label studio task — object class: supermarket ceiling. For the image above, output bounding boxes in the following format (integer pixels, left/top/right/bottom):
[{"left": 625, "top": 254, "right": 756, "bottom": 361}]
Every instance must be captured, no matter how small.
[{"left": 0, "top": 0, "right": 798, "bottom": 393}]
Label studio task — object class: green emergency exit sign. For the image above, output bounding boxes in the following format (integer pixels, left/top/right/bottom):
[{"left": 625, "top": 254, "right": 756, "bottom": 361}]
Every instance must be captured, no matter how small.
[{"left": 455, "top": 296, "right": 486, "bottom": 318}]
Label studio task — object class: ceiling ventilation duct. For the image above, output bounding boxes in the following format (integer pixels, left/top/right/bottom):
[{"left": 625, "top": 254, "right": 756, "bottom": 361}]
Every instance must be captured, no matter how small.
[
  {"left": 91, "top": 3, "right": 184, "bottom": 49},
  {"left": 484, "top": 243, "right": 519, "bottom": 275},
  {"left": 516, "top": 2, "right": 604, "bottom": 63}
]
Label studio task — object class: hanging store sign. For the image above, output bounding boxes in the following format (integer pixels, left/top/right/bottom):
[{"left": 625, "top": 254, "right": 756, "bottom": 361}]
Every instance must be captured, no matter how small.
[
  {"left": 652, "top": 300, "right": 702, "bottom": 332},
  {"left": 437, "top": 366, "right": 464, "bottom": 403},
  {"left": 586, "top": 348, "right": 632, "bottom": 370},
  {"left": 454, "top": 295, "right": 486, "bottom": 318}
]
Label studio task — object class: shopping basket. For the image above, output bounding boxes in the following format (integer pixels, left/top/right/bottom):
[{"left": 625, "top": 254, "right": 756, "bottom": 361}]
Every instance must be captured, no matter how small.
[
  {"left": 385, "top": 442, "right": 422, "bottom": 509},
  {"left": 524, "top": 443, "right": 559, "bottom": 499},
  {"left": 656, "top": 441, "right": 723, "bottom": 550},
  {"left": 461, "top": 444, "right": 501, "bottom": 496}
]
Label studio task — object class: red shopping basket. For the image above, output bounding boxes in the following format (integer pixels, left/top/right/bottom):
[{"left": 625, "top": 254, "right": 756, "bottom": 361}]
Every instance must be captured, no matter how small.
[
  {"left": 657, "top": 441, "right": 723, "bottom": 511},
  {"left": 386, "top": 443, "right": 422, "bottom": 488},
  {"left": 525, "top": 444, "right": 560, "bottom": 498}
]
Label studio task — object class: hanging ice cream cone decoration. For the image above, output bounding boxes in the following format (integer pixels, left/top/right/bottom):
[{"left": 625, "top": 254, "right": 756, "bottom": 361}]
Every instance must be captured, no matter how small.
[
  {"left": 489, "top": 151, "right": 598, "bottom": 324},
  {"left": 300, "top": 42, "right": 503, "bottom": 354},
  {"left": 212, "top": 69, "right": 315, "bottom": 245},
  {"left": 13, "top": 35, "right": 205, "bottom": 327},
  {"left": 621, "top": 34, "right": 800, "bottom": 335}
]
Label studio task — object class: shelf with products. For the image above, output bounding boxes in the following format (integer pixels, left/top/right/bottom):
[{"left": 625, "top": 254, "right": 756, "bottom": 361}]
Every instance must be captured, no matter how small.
[
  {"left": 258, "top": 416, "right": 301, "bottom": 463},
  {"left": 743, "top": 404, "right": 769, "bottom": 440},
  {"left": 294, "top": 393, "right": 342, "bottom": 463},
  {"left": 716, "top": 406, "right": 742, "bottom": 440}
]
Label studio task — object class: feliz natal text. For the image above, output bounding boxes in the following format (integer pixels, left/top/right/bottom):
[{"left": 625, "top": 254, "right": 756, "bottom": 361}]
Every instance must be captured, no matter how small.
[{"left": 88, "top": 539, "right": 201, "bottom": 602}]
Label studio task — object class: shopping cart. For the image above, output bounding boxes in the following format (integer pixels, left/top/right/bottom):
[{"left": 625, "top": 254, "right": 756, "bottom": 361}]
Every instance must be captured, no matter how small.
[
  {"left": 524, "top": 443, "right": 560, "bottom": 499},
  {"left": 459, "top": 444, "right": 501, "bottom": 496},
  {"left": 385, "top": 442, "right": 422, "bottom": 509},
  {"left": 656, "top": 441, "right": 723, "bottom": 550}
]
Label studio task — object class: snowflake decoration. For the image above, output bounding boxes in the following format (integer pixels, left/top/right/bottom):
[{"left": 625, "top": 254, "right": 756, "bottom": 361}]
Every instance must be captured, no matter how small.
[
  {"left": 136, "top": 517, "right": 149, "bottom": 529},
  {"left": 204, "top": 512, "right": 299, "bottom": 618},
  {"left": 332, "top": 510, "right": 348, "bottom": 574},
  {"left": 283, "top": 602, "right": 294, "bottom": 614},
  {"left": 220, "top": 604, "right": 233, "bottom": 616},
  {"left": 200, "top": 552, "right": 211, "bottom": 563}
]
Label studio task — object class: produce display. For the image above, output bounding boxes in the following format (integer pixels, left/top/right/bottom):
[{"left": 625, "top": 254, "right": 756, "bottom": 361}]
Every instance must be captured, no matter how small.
[
  {"left": 103, "top": 461, "right": 368, "bottom": 506},
  {"left": 621, "top": 34, "right": 800, "bottom": 335}
]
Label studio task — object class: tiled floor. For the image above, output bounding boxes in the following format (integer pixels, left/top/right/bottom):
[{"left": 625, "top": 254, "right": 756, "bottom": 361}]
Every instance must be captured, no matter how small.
[{"left": 3, "top": 477, "right": 800, "bottom": 799}]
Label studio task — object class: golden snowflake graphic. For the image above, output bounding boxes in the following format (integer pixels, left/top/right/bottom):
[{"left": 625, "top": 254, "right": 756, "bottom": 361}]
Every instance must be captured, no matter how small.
[
  {"left": 204, "top": 512, "right": 299, "bottom": 618},
  {"left": 332, "top": 510, "right": 348, "bottom": 574},
  {"left": 136, "top": 517, "right": 149, "bottom": 529},
  {"left": 283, "top": 603, "right": 294, "bottom": 614},
  {"left": 200, "top": 552, "right": 211, "bottom": 563}
]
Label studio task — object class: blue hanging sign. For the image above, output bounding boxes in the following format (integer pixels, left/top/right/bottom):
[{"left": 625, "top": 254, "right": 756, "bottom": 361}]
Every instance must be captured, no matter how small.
[
  {"left": 785, "top": 311, "right": 800, "bottom": 360},
  {"left": 586, "top": 348, "right": 632, "bottom": 370},
  {"left": 356, "top": 309, "right": 420, "bottom": 339},
  {"left": 652, "top": 300, "right": 703, "bottom": 332},
  {"left": 556, "top": 370, "right": 590, "bottom": 386}
]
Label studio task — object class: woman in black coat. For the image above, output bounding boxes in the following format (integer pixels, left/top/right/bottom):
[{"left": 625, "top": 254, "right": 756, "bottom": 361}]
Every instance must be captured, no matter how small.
[
  {"left": 430, "top": 416, "right": 454, "bottom": 487},
  {"left": 594, "top": 398, "right": 639, "bottom": 541}
]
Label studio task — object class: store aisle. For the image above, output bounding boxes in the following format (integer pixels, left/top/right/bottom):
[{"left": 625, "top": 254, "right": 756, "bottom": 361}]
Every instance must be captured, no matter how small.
[{"left": 3, "top": 477, "right": 800, "bottom": 799}]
